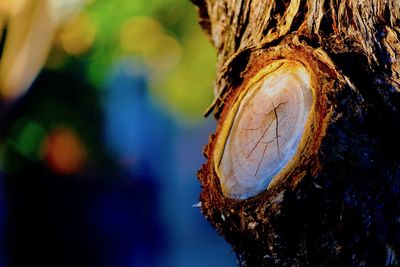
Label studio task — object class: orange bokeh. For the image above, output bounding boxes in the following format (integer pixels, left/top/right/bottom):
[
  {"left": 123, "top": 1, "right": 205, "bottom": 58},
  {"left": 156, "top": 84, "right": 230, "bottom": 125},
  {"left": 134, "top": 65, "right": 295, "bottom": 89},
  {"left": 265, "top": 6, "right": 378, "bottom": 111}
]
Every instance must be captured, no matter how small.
[{"left": 43, "top": 127, "right": 86, "bottom": 175}]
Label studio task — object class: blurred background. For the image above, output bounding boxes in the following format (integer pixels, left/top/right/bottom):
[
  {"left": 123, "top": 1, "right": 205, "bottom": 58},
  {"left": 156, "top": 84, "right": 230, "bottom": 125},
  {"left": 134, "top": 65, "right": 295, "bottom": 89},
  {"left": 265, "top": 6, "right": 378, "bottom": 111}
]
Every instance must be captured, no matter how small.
[{"left": 0, "top": 0, "right": 237, "bottom": 266}]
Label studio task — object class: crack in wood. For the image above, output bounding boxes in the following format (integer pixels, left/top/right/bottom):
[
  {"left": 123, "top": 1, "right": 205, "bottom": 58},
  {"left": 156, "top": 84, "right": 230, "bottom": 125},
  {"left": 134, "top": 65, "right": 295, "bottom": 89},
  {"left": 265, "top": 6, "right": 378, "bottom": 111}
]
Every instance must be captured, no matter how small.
[{"left": 245, "top": 100, "right": 287, "bottom": 178}]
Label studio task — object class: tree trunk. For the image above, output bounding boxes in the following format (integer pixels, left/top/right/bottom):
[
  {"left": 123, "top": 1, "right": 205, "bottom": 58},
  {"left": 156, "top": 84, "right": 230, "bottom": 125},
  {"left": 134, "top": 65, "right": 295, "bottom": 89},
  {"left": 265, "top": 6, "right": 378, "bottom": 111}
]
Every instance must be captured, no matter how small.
[{"left": 192, "top": 0, "right": 400, "bottom": 266}]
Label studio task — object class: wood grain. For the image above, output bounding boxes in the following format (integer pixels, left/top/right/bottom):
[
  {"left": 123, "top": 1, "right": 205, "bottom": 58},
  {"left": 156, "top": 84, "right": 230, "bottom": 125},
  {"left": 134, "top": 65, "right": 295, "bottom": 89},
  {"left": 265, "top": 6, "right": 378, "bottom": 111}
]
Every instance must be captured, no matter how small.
[{"left": 215, "top": 61, "right": 313, "bottom": 199}]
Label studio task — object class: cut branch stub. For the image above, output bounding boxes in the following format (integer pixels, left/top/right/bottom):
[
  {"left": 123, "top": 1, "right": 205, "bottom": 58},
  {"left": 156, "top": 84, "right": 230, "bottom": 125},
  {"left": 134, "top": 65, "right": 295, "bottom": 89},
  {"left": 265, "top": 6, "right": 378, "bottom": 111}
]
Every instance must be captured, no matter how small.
[
  {"left": 194, "top": 0, "right": 400, "bottom": 264},
  {"left": 214, "top": 60, "right": 313, "bottom": 199},
  {"left": 196, "top": 38, "right": 400, "bottom": 264}
]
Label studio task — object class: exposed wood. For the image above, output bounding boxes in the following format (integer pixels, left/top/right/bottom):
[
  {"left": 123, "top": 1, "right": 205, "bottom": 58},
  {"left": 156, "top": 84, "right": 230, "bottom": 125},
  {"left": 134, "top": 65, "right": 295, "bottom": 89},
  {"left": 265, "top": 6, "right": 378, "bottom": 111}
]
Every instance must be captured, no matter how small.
[
  {"left": 215, "top": 60, "right": 313, "bottom": 199},
  {"left": 193, "top": 0, "right": 400, "bottom": 266}
]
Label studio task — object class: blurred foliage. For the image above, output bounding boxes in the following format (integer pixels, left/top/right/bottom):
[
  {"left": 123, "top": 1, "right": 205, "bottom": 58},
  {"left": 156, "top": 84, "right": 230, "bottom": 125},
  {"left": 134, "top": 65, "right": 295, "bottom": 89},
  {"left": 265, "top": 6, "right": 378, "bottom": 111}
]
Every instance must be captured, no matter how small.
[
  {"left": 50, "top": 0, "right": 216, "bottom": 120},
  {"left": 0, "top": 0, "right": 217, "bottom": 172}
]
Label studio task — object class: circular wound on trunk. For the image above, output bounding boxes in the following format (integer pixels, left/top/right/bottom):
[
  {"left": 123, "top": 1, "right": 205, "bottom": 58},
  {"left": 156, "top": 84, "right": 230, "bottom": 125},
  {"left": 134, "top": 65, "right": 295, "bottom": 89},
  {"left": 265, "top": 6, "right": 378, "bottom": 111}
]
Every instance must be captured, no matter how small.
[{"left": 214, "top": 61, "right": 313, "bottom": 199}]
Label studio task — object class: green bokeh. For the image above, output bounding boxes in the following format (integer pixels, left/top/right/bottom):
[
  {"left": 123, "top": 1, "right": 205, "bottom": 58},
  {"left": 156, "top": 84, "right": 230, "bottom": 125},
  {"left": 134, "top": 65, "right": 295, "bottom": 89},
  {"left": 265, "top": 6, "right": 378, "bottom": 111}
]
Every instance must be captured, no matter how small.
[
  {"left": 8, "top": 119, "right": 46, "bottom": 161},
  {"left": 82, "top": 0, "right": 216, "bottom": 121}
]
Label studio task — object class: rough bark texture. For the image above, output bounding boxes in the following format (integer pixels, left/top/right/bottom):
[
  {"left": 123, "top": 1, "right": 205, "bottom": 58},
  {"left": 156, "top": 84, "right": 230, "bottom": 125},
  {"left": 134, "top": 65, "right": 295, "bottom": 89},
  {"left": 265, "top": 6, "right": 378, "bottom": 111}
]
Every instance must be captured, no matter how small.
[{"left": 193, "top": 0, "right": 400, "bottom": 266}]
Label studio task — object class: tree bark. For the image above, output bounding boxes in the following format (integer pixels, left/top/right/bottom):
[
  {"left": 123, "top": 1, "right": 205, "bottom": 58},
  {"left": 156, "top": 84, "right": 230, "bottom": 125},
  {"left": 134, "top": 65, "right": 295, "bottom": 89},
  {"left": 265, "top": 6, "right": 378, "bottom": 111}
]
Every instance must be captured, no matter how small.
[{"left": 192, "top": 0, "right": 400, "bottom": 266}]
